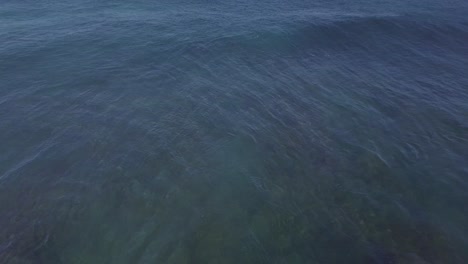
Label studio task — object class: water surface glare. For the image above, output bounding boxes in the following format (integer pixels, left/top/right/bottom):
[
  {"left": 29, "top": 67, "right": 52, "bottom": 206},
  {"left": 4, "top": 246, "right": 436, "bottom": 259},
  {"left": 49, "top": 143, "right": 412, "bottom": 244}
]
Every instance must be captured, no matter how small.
[{"left": 1, "top": 0, "right": 468, "bottom": 263}]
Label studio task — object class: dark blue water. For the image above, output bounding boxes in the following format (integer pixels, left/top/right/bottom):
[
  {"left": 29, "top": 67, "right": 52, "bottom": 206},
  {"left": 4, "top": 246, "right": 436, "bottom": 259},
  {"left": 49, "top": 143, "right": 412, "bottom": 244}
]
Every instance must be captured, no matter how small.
[{"left": 1, "top": 0, "right": 468, "bottom": 263}]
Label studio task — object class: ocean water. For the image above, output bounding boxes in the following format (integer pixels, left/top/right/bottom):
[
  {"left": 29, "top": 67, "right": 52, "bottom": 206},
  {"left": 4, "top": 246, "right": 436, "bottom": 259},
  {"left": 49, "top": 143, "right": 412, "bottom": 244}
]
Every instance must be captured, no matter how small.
[{"left": 1, "top": 0, "right": 468, "bottom": 263}]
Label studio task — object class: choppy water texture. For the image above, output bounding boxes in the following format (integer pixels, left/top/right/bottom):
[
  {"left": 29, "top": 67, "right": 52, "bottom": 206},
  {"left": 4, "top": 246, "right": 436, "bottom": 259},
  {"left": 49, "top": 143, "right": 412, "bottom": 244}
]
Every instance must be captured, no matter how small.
[{"left": 1, "top": 0, "right": 468, "bottom": 263}]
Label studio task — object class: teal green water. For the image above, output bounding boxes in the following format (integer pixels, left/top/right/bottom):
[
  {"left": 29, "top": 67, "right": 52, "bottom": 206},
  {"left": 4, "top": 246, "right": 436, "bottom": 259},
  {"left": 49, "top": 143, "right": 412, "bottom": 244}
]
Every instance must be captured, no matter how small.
[{"left": 1, "top": 0, "right": 468, "bottom": 263}]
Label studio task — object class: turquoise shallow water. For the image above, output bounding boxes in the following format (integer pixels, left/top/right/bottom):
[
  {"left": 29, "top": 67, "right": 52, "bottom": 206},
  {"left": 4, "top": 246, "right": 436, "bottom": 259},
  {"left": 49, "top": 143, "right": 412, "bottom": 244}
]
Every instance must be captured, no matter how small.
[{"left": 1, "top": 0, "right": 468, "bottom": 263}]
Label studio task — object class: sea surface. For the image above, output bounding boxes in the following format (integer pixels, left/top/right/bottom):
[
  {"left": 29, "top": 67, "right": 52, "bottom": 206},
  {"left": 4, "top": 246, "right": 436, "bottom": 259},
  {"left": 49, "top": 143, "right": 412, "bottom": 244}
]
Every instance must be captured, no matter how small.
[{"left": 1, "top": 0, "right": 468, "bottom": 263}]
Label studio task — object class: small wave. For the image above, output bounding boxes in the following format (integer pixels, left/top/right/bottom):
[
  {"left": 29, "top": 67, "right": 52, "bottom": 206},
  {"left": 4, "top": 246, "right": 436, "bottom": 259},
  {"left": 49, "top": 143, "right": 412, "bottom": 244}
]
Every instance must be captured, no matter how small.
[{"left": 183, "top": 13, "right": 468, "bottom": 56}]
